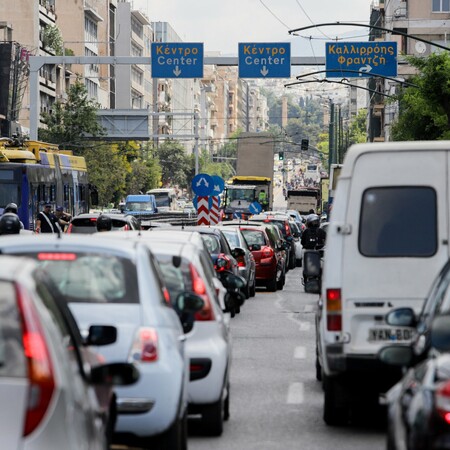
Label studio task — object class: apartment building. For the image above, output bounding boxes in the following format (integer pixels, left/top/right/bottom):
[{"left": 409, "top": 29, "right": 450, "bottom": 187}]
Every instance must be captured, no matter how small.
[{"left": 369, "top": 0, "right": 450, "bottom": 141}]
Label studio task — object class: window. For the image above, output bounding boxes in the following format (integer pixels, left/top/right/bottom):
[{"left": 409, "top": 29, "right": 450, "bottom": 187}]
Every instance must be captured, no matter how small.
[
  {"left": 359, "top": 187, "right": 437, "bottom": 257},
  {"left": 433, "top": 0, "right": 450, "bottom": 12}
]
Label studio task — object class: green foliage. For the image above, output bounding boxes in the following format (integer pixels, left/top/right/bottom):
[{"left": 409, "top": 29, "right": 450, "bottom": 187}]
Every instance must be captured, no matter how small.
[
  {"left": 391, "top": 52, "right": 450, "bottom": 141},
  {"left": 156, "top": 140, "right": 192, "bottom": 189},
  {"left": 83, "top": 144, "right": 129, "bottom": 207},
  {"left": 348, "top": 109, "right": 367, "bottom": 146},
  {"left": 38, "top": 79, "right": 104, "bottom": 150},
  {"left": 41, "top": 25, "right": 64, "bottom": 55},
  {"left": 198, "top": 149, "right": 234, "bottom": 180}
]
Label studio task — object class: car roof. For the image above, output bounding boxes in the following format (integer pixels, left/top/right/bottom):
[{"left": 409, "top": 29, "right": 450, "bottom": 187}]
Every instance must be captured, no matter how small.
[{"left": 0, "top": 234, "right": 142, "bottom": 259}]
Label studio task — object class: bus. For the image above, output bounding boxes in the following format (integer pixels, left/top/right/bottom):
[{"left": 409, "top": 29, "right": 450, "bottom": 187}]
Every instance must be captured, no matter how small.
[
  {"left": 305, "top": 163, "right": 320, "bottom": 183},
  {"left": 0, "top": 140, "right": 96, "bottom": 230},
  {"left": 146, "top": 187, "right": 179, "bottom": 212}
]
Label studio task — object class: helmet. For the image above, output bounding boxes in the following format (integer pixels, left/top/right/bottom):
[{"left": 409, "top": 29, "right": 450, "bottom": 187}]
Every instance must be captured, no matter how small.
[
  {"left": 96, "top": 215, "right": 112, "bottom": 232},
  {"left": 4, "top": 202, "right": 18, "bottom": 214},
  {"left": 0, "top": 213, "right": 21, "bottom": 235},
  {"left": 306, "top": 213, "right": 320, "bottom": 228}
]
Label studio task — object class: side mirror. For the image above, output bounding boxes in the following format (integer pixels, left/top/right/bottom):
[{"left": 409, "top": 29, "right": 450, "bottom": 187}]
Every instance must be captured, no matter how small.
[
  {"left": 378, "top": 345, "right": 414, "bottom": 367},
  {"left": 231, "top": 247, "right": 245, "bottom": 258},
  {"left": 85, "top": 325, "right": 117, "bottom": 346},
  {"left": 385, "top": 308, "right": 416, "bottom": 327},
  {"left": 176, "top": 292, "right": 204, "bottom": 313},
  {"left": 431, "top": 315, "right": 450, "bottom": 352},
  {"left": 249, "top": 243, "right": 261, "bottom": 251},
  {"left": 90, "top": 362, "right": 140, "bottom": 386},
  {"left": 221, "top": 272, "right": 246, "bottom": 290}
]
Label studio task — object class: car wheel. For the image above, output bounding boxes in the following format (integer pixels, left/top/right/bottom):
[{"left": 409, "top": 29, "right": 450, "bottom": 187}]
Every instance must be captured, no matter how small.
[
  {"left": 277, "top": 273, "right": 284, "bottom": 290},
  {"left": 249, "top": 279, "right": 256, "bottom": 297},
  {"left": 296, "top": 258, "right": 302, "bottom": 267},
  {"left": 323, "top": 375, "right": 349, "bottom": 426},
  {"left": 244, "top": 281, "right": 251, "bottom": 299},
  {"left": 315, "top": 356, "right": 322, "bottom": 381},
  {"left": 201, "top": 398, "right": 224, "bottom": 436},
  {"left": 266, "top": 277, "right": 277, "bottom": 292},
  {"left": 224, "top": 382, "right": 230, "bottom": 421}
]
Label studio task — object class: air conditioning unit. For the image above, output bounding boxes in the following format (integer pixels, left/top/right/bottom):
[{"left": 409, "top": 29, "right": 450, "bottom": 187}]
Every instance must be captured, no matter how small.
[{"left": 393, "top": 2, "right": 407, "bottom": 18}]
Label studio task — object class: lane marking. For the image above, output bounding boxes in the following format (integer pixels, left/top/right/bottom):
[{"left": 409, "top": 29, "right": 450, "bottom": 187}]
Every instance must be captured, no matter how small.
[
  {"left": 294, "top": 346, "right": 306, "bottom": 359},
  {"left": 287, "top": 382, "right": 304, "bottom": 404}
]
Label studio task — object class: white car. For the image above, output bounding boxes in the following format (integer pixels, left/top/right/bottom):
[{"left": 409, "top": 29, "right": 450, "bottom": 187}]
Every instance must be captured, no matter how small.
[{"left": 105, "top": 230, "right": 233, "bottom": 436}]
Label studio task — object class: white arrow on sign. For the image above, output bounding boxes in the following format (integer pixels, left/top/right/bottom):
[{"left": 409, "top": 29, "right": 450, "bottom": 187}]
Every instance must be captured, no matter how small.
[
  {"left": 196, "top": 177, "right": 209, "bottom": 188},
  {"left": 173, "top": 66, "right": 182, "bottom": 77},
  {"left": 359, "top": 64, "right": 372, "bottom": 76},
  {"left": 260, "top": 66, "right": 269, "bottom": 77}
]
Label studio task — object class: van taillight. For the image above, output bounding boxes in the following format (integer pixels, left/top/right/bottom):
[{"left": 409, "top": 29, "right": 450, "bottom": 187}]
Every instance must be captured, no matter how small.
[
  {"left": 189, "top": 263, "right": 215, "bottom": 321},
  {"left": 130, "top": 328, "right": 158, "bottom": 362},
  {"left": 326, "top": 288, "right": 342, "bottom": 331},
  {"left": 16, "top": 283, "right": 55, "bottom": 437}
]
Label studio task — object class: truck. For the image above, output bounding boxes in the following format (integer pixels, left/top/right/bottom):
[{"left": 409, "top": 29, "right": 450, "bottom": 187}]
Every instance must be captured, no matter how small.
[
  {"left": 123, "top": 194, "right": 158, "bottom": 228},
  {"left": 221, "top": 132, "right": 275, "bottom": 219},
  {"left": 286, "top": 187, "right": 321, "bottom": 215},
  {"left": 222, "top": 176, "right": 271, "bottom": 220},
  {"left": 146, "top": 188, "right": 179, "bottom": 212}
]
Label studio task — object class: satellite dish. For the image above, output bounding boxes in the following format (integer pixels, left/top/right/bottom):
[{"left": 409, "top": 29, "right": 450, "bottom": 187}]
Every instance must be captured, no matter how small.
[{"left": 415, "top": 41, "right": 427, "bottom": 54}]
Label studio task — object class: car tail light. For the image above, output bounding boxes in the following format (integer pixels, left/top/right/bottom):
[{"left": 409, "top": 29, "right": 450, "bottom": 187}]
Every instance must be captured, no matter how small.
[
  {"left": 130, "top": 328, "right": 158, "bottom": 362},
  {"left": 66, "top": 223, "right": 73, "bottom": 234},
  {"left": 236, "top": 254, "right": 246, "bottom": 267},
  {"left": 16, "top": 283, "right": 55, "bottom": 437},
  {"left": 37, "top": 253, "right": 77, "bottom": 261},
  {"left": 285, "top": 223, "right": 291, "bottom": 235},
  {"left": 189, "top": 263, "right": 215, "bottom": 321},
  {"left": 262, "top": 246, "right": 274, "bottom": 258},
  {"left": 436, "top": 381, "right": 450, "bottom": 424},
  {"left": 326, "top": 288, "right": 342, "bottom": 331},
  {"left": 214, "top": 253, "right": 232, "bottom": 272},
  {"left": 123, "top": 224, "right": 130, "bottom": 231}
]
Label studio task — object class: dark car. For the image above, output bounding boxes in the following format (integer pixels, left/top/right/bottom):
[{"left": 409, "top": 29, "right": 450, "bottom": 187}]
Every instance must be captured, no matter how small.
[
  {"left": 67, "top": 213, "right": 141, "bottom": 233},
  {"left": 217, "top": 225, "right": 256, "bottom": 298},
  {"left": 378, "top": 259, "right": 450, "bottom": 450}
]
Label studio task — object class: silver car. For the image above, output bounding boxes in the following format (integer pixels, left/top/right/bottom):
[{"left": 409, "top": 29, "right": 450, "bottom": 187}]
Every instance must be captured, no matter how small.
[
  {"left": 0, "top": 234, "right": 200, "bottom": 450},
  {"left": 0, "top": 255, "right": 138, "bottom": 450}
]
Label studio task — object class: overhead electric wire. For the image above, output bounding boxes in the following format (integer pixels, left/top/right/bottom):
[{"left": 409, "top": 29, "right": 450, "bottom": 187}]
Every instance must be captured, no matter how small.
[{"left": 259, "top": 0, "right": 292, "bottom": 30}]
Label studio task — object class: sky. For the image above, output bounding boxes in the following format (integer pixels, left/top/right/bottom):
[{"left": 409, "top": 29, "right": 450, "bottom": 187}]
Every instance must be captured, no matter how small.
[{"left": 132, "top": 0, "right": 375, "bottom": 55}]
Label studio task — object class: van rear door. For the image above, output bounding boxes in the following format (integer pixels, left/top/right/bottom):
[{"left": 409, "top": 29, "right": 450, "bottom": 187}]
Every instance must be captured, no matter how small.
[{"left": 342, "top": 149, "right": 448, "bottom": 354}]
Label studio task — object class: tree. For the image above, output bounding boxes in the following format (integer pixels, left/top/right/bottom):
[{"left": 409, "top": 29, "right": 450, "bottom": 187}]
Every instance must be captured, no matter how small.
[
  {"left": 38, "top": 79, "right": 104, "bottom": 149},
  {"left": 391, "top": 52, "right": 450, "bottom": 141},
  {"left": 348, "top": 109, "right": 367, "bottom": 146},
  {"left": 156, "top": 140, "right": 192, "bottom": 188}
]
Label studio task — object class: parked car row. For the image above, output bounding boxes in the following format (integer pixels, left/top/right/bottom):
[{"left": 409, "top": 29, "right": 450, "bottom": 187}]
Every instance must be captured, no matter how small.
[{"left": 0, "top": 222, "right": 261, "bottom": 449}]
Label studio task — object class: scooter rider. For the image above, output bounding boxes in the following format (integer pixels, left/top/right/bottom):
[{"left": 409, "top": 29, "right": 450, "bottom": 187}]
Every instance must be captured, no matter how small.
[{"left": 301, "top": 214, "right": 326, "bottom": 250}]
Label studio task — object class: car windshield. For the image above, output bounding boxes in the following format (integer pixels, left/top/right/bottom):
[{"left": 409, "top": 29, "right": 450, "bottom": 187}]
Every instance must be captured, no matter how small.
[
  {"left": 125, "top": 202, "right": 154, "bottom": 211},
  {"left": 21, "top": 252, "right": 139, "bottom": 303}
]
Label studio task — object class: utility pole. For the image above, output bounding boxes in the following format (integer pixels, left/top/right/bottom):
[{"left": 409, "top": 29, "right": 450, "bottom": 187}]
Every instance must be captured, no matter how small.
[
  {"left": 328, "top": 100, "right": 335, "bottom": 174},
  {"left": 193, "top": 111, "right": 199, "bottom": 175}
]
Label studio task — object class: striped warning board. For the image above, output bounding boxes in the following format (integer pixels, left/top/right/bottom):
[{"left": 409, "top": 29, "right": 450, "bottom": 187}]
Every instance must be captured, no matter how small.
[
  {"left": 210, "top": 196, "right": 220, "bottom": 224},
  {"left": 196, "top": 196, "right": 210, "bottom": 225}
]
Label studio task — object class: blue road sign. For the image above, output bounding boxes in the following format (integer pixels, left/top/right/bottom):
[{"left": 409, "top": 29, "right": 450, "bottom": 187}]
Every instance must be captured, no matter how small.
[
  {"left": 151, "top": 43, "right": 203, "bottom": 78},
  {"left": 191, "top": 173, "right": 214, "bottom": 197},
  {"left": 239, "top": 43, "right": 291, "bottom": 78},
  {"left": 249, "top": 201, "right": 263, "bottom": 214},
  {"left": 325, "top": 42, "right": 397, "bottom": 78},
  {"left": 211, "top": 175, "right": 225, "bottom": 195}
]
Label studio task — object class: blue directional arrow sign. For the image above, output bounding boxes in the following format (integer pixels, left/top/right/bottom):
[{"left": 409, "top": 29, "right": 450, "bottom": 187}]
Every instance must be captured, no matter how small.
[
  {"left": 211, "top": 175, "right": 225, "bottom": 195},
  {"left": 326, "top": 42, "right": 397, "bottom": 78},
  {"left": 239, "top": 43, "right": 291, "bottom": 78},
  {"left": 151, "top": 43, "right": 204, "bottom": 78},
  {"left": 191, "top": 173, "right": 214, "bottom": 197},
  {"left": 249, "top": 201, "right": 263, "bottom": 214}
]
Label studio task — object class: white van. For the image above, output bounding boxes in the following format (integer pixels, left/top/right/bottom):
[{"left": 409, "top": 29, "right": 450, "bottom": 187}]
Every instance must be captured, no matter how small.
[{"left": 316, "top": 141, "right": 450, "bottom": 425}]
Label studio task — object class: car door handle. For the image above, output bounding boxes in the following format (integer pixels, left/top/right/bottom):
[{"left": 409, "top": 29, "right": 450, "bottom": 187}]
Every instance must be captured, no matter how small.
[{"left": 178, "top": 335, "right": 187, "bottom": 342}]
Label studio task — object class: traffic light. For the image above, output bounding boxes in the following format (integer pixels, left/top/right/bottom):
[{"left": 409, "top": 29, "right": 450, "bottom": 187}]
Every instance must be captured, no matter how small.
[
  {"left": 278, "top": 151, "right": 284, "bottom": 161},
  {"left": 301, "top": 139, "right": 309, "bottom": 151}
]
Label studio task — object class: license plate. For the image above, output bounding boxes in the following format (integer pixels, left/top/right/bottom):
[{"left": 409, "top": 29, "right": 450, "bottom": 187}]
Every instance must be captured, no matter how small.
[{"left": 368, "top": 328, "right": 413, "bottom": 341}]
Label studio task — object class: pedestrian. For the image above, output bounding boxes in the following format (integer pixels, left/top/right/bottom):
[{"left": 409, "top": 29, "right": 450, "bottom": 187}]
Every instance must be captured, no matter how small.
[
  {"left": 35, "top": 203, "right": 60, "bottom": 233},
  {"left": 96, "top": 214, "right": 112, "bottom": 232},
  {"left": 54, "top": 205, "right": 72, "bottom": 232}
]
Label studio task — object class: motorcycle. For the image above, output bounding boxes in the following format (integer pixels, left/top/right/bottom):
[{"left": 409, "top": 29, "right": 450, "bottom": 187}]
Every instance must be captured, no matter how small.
[
  {"left": 302, "top": 248, "right": 324, "bottom": 294},
  {"left": 218, "top": 271, "right": 246, "bottom": 317}
]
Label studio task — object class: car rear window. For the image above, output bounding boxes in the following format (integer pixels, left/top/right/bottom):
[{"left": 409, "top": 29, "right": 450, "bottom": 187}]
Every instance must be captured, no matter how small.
[
  {"left": 70, "top": 217, "right": 128, "bottom": 233},
  {"left": 0, "top": 281, "right": 26, "bottom": 377},
  {"left": 241, "top": 229, "right": 266, "bottom": 246},
  {"left": 21, "top": 253, "right": 139, "bottom": 303},
  {"left": 201, "top": 234, "right": 221, "bottom": 254},
  {"left": 221, "top": 230, "right": 240, "bottom": 249},
  {"left": 359, "top": 186, "right": 437, "bottom": 257}
]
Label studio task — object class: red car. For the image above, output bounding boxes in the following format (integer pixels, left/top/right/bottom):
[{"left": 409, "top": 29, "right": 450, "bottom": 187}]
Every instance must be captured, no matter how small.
[{"left": 239, "top": 225, "right": 285, "bottom": 292}]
